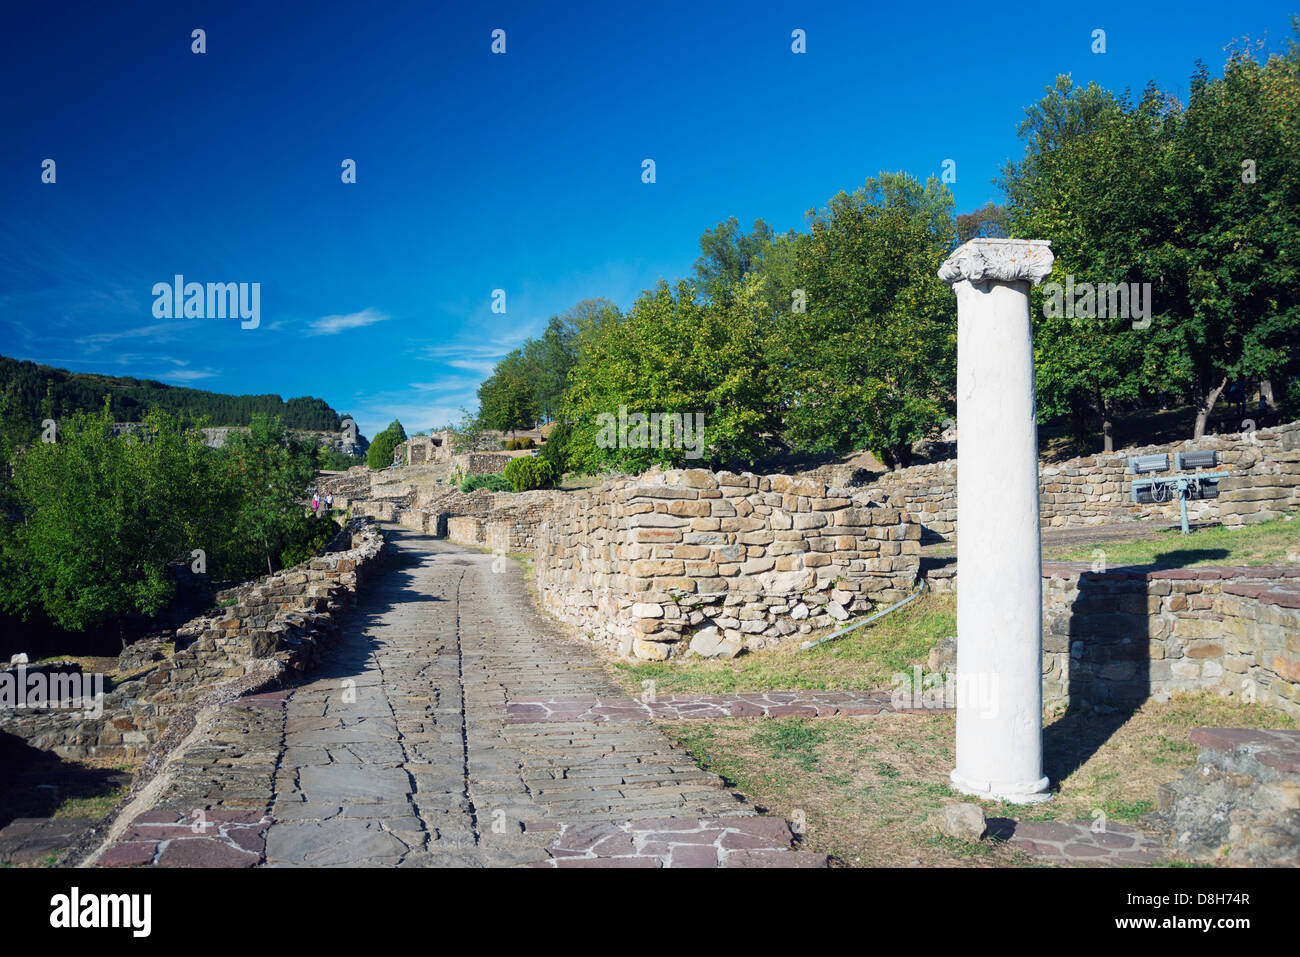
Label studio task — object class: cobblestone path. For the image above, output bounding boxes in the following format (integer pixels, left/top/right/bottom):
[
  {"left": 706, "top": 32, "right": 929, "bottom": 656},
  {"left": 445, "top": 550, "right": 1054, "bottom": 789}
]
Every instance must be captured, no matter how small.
[{"left": 93, "top": 526, "right": 825, "bottom": 867}]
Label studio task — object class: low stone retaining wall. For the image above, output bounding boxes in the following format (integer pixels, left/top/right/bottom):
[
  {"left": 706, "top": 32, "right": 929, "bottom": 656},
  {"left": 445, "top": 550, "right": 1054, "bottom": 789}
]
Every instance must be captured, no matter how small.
[
  {"left": 445, "top": 515, "right": 483, "bottom": 544},
  {"left": 535, "top": 469, "right": 921, "bottom": 661},
  {"left": 1040, "top": 562, "right": 1300, "bottom": 717},
  {"left": 0, "top": 520, "right": 385, "bottom": 761},
  {"left": 1150, "top": 727, "right": 1300, "bottom": 866},
  {"left": 859, "top": 420, "right": 1300, "bottom": 542},
  {"left": 451, "top": 452, "right": 510, "bottom": 475}
]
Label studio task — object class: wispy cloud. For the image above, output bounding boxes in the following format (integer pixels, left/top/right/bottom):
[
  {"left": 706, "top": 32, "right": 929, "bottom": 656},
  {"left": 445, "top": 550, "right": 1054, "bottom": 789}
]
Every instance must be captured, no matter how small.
[
  {"left": 348, "top": 396, "right": 471, "bottom": 441},
  {"left": 75, "top": 322, "right": 196, "bottom": 351},
  {"left": 444, "top": 358, "right": 498, "bottom": 376},
  {"left": 409, "top": 377, "right": 479, "bottom": 395},
  {"left": 307, "top": 308, "right": 390, "bottom": 336},
  {"left": 161, "top": 367, "right": 220, "bottom": 383}
]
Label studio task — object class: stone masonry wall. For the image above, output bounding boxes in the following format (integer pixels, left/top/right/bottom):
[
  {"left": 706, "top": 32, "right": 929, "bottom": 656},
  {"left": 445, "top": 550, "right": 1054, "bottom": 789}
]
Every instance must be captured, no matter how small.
[
  {"left": 0, "top": 519, "right": 385, "bottom": 761},
  {"left": 534, "top": 469, "right": 921, "bottom": 661},
  {"left": 1149, "top": 727, "right": 1300, "bottom": 867},
  {"left": 396, "top": 485, "right": 564, "bottom": 548},
  {"left": 1040, "top": 562, "right": 1300, "bottom": 718},
  {"left": 859, "top": 419, "right": 1300, "bottom": 542}
]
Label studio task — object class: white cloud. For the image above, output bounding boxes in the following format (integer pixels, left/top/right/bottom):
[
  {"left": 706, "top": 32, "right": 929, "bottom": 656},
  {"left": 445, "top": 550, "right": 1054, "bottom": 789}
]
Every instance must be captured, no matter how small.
[
  {"left": 75, "top": 322, "right": 196, "bottom": 350},
  {"left": 307, "top": 308, "right": 391, "bottom": 337},
  {"left": 161, "top": 368, "right": 220, "bottom": 382},
  {"left": 350, "top": 398, "right": 470, "bottom": 441},
  {"left": 444, "top": 358, "right": 498, "bottom": 376}
]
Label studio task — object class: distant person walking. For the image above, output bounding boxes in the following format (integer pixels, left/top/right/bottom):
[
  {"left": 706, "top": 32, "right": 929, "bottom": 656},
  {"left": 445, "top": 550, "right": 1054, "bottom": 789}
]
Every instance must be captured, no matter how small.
[
  {"left": 312, "top": 492, "right": 321, "bottom": 516},
  {"left": 325, "top": 492, "right": 334, "bottom": 512}
]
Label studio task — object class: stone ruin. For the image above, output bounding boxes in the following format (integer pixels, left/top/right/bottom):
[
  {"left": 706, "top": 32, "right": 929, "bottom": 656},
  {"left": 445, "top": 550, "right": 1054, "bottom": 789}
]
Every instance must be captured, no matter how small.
[{"left": 533, "top": 469, "right": 921, "bottom": 660}]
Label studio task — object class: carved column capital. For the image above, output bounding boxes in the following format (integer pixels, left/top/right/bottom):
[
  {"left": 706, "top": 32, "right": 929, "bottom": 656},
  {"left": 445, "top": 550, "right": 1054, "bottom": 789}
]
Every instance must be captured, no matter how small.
[{"left": 938, "top": 238, "right": 1054, "bottom": 288}]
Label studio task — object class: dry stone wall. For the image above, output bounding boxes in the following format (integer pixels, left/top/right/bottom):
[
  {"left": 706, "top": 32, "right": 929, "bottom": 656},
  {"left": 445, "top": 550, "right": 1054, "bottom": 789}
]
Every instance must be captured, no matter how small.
[
  {"left": 858, "top": 419, "right": 1300, "bottom": 541},
  {"left": 0, "top": 519, "right": 384, "bottom": 761},
  {"left": 534, "top": 469, "right": 921, "bottom": 661},
  {"left": 1039, "top": 562, "right": 1300, "bottom": 718}
]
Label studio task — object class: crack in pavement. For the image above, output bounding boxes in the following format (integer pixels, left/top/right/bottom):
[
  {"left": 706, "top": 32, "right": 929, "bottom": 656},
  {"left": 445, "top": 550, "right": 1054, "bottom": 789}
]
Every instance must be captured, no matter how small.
[{"left": 97, "top": 524, "right": 827, "bottom": 867}]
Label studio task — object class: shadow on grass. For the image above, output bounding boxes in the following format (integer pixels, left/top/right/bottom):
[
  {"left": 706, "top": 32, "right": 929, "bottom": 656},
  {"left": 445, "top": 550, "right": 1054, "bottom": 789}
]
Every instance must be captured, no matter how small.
[
  {"left": 1042, "top": 709, "right": 1134, "bottom": 786},
  {"left": 0, "top": 733, "right": 131, "bottom": 830},
  {"left": 1104, "top": 547, "right": 1232, "bottom": 572}
]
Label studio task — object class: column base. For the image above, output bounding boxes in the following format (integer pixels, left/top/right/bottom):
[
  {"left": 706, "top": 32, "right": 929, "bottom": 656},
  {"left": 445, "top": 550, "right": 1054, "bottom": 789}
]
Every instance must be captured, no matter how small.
[{"left": 950, "top": 769, "right": 1052, "bottom": 805}]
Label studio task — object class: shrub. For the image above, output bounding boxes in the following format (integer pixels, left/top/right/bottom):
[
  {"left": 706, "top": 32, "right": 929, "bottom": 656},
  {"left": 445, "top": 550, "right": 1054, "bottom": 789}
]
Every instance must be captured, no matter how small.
[
  {"left": 279, "top": 514, "right": 339, "bottom": 569},
  {"left": 367, "top": 429, "right": 401, "bottom": 469},
  {"left": 539, "top": 421, "right": 572, "bottom": 475},
  {"left": 458, "top": 473, "right": 512, "bottom": 493},
  {"left": 503, "top": 456, "right": 555, "bottom": 492},
  {"left": 320, "top": 448, "right": 364, "bottom": 471}
]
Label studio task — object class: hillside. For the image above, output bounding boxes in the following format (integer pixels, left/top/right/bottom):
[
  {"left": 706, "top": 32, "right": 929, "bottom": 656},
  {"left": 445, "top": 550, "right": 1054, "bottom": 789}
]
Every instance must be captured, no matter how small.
[{"left": 0, "top": 354, "right": 343, "bottom": 431}]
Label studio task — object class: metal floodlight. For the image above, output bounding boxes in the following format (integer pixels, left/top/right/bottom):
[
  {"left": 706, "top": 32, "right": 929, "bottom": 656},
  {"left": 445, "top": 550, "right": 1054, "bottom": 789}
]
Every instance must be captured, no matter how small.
[
  {"left": 1128, "top": 454, "right": 1170, "bottom": 475},
  {"left": 1176, "top": 450, "right": 1218, "bottom": 470}
]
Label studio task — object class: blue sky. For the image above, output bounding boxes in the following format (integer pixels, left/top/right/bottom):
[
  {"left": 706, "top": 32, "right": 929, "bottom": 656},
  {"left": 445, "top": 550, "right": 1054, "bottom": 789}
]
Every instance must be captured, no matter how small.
[{"left": 2, "top": 1, "right": 1295, "bottom": 440}]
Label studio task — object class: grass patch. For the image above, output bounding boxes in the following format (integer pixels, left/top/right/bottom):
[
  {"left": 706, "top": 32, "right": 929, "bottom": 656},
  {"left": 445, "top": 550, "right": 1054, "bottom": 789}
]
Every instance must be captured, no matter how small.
[
  {"left": 52, "top": 777, "right": 130, "bottom": 820},
  {"left": 664, "top": 691, "right": 1294, "bottom": 867},
  {"left": 1044, "top": 515, "right": 1298, "bottom": 568},
  {"left": 610, "top": 592, "right": 954, "bottom": 695},
  {"left": 1013, "top": 692, "right": 1296, "bottom": 826}
]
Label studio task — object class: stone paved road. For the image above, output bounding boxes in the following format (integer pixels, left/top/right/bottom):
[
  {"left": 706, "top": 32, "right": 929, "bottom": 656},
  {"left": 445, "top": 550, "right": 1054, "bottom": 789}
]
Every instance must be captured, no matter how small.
[
  {"left": 95, "top": 525, "right": 824, "bottom": 867},
  {"left": 506, "top": 689, "right": 948, "bottom": 723}
]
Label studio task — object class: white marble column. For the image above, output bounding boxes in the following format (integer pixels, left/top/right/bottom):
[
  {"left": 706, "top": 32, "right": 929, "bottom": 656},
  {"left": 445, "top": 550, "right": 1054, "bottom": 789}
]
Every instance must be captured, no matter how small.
[{"left": 938, "top": 238, "right": 1054, "bottom": 804}]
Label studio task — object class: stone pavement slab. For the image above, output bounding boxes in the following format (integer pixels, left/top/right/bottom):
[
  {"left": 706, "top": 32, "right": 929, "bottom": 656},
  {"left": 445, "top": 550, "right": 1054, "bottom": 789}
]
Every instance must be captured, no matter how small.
[
  {"left": 94, "top": 525, "right": 817, "bottom": 867},
  {"left": 989, "top": 819, "right": 1169, "bottom": 866},
  {"left": 505, "top": 688, "right": 942, "bottom": 723}
]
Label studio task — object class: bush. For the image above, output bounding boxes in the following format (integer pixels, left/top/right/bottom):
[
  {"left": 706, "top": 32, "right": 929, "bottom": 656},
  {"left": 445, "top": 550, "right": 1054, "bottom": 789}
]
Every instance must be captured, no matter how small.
[
  {"left": 367, "top": 430, "right": 401, "bottom": 469},
  {"left": 503, "top": 437, "right": 536, "bottom": 451},
  {"left": 279, "top": 514, "right": 339, "bottom": 569},
  {"left": 458, "top": 473, "right": 512, "bottom": 493},
  {"left": 503, "top": 456, "right": 555, "bottom": 492},
  {"left": 320, "top": 448, "right": 364, "bottom": 471},
  {"left": 539, "top": 421, "right": 572, "bottom": 475}
]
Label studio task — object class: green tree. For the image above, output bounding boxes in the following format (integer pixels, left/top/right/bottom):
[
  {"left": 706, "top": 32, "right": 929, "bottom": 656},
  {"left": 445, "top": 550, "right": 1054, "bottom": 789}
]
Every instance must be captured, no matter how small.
[
  {"left": 692, "top": 217, "right": 803, "bottom": 317},
  {"left": 561, "top": 278, "right": 778, "bottom": 473},
  {"left": 1003, "top": 40, "right": 1300, "bottom": 443},
  {"left": 4, "top": 404, "right": 217, "bottom": 644},
  {"left": 955, "top": 202, "right": 1011, "bottom": 243},
  {"left": 1162, "top": 40, "right": 1300, "bottom": 437},
  {"left": 1003, "top": 76, "right": 1184, "bottom": 451},
  {"left": 221, "top": 414, "right": 320, "bottom": 575},
  {"left": 475, "top": 352, "right": 538, "bottom": 435},
  {"left": 775, "top": 172, "right": 957, "bottom": 468}
]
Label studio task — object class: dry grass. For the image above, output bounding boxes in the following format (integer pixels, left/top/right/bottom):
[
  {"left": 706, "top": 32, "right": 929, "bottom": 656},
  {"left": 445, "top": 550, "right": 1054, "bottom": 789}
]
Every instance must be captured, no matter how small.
[{"left": 667, "top": 692, "right": 1295, "bottom": 867}]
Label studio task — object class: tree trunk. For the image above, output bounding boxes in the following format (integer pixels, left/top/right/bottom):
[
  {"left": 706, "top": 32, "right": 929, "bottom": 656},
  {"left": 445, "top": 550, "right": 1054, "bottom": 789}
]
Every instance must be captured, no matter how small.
[
  {"left": 1193, "top": 376, "right": 1229, "bottom": 439},
  {"left": 1261, "top": 379, "right": 1275, "bottom": 409}
]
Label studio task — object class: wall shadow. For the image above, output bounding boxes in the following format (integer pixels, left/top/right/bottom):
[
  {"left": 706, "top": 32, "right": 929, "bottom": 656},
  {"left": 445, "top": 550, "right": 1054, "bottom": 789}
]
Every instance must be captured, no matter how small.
[
  {"left": 1042, "top": 549, "right": 1228, "bottom": 784},
  {"left": 0, "top": 732, "right": 132, "bottom": 830}
]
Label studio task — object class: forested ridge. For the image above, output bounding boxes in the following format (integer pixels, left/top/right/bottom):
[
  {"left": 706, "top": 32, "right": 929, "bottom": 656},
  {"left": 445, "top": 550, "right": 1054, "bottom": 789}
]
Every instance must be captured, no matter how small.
[{"left": 0, "top": 354, "right": 342, "bottom": 432}]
